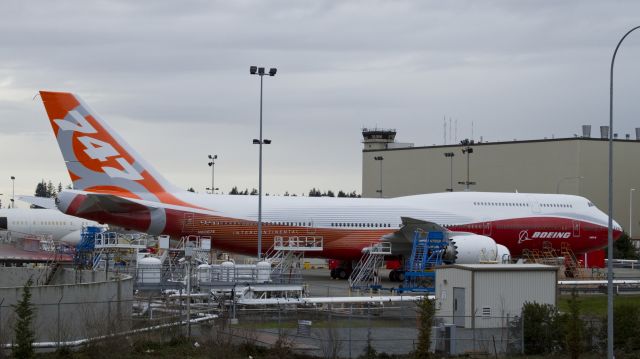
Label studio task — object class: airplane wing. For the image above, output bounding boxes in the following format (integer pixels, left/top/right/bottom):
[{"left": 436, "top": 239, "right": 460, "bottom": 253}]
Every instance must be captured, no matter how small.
[
  {"left": 17, "top": 195, "right": 57, "bottom": 209},
  {"left": 382, "top": 217, "right": 450, "bottom": 256}
]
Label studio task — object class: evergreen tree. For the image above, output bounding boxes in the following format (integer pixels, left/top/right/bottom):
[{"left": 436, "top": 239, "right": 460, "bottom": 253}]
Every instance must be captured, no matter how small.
[
  {"left": 187, "top": 187, "right": 195, "bottom": 193},
  {"left": 415, "top": 298, "right": 435, "bottom": 358},
  {"left": 229, "top": 186, "right": 240, "bottom": 195},
  {"left": 57, "top": 182, "right": 63, "bottom": 194},
  {"left": 308, "top": 188, "right": 322, "bottom": 197},
  {"left": 326, "top": 190, "right": 335, "bottom": 197},
  {"left": 612, "top": 233, "right": 639, "bottom": 259},
  {"left": 46, "top": 181, "right": 56, "bottom": 197},
  {"left": 34, "top": 180, "right": 48, "bottom": 197},
  {"left": 12, "top": 278, "right": 36, "bottom": 359},
  {"left": 250, "top": 188, "right": 258, "bottom": 195},
  {"left": 337, "top": 190, "right": 347, "bottom": 198},
  {"left": 564, "top": 290, "right": 583, "bottom": 359}
]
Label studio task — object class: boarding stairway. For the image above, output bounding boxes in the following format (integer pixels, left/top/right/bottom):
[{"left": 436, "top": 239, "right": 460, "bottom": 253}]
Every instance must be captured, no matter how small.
[
  {"left": 348, "top": 242, "right": 392, "bottom": 291},
  {"left": 264, "top": 236, "right": 323, "bottom": 284},
  {"left": 399, "top": 230, "right": 447, "bottom": 293}
]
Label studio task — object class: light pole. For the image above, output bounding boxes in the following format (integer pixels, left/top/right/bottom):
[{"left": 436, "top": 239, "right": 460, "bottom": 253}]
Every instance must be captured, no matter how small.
[
  {"left": 250, "top": 65, "right": 277, "bottom": 259},
  {"left": 607, "top": 25, "right": 640, "bottom": 359},
  {"left": 444, "top": 152, "right": 455, "bottom": 192},
  {"left": 457, "top": 139, "right": 475, "bottom": 191},
  {"left": 630, "top": 188, "right": 636, "bottom": 238},
  {"left": 10, "top": 176, "right": 15, "bottom": 209},
  {"left": 207, "top": 154, "right": 218, "bottom": 194},
  {"left": 374, "top": 156, "right": 384, "bottom": 198},
  {"left": 556, "top": 176, "right": 584, "bottom": 194}
]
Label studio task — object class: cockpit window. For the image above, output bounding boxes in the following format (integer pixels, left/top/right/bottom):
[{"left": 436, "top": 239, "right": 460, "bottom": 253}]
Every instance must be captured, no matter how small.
[{"left": 587, "top": 202, "right": 594, "bottom": 207}]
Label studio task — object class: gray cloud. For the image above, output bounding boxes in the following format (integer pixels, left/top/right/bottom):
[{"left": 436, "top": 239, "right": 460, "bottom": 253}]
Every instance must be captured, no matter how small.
[{"left": 2, "top": 0, "right": 640, "bottom": 200}]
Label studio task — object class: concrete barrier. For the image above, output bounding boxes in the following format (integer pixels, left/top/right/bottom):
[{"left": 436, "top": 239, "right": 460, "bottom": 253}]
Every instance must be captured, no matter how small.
[{"left": 0, "top": 268, "right": 133, "bottom": 343}]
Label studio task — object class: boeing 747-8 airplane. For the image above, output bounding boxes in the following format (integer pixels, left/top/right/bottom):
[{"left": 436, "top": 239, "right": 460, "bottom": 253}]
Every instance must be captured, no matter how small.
[{"left": 38, "top": 91, "right": 623, "bottom": 278}]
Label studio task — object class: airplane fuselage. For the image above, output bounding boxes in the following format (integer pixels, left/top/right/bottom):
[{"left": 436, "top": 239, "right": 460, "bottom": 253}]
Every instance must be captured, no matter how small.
[{"left": 58, "top": 190, "right": 622, "bottom": 260}]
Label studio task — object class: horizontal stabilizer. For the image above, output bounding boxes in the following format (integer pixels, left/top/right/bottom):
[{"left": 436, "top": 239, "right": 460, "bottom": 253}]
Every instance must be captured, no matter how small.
[{"left": 76, "top": 193, "right": 152, "bottom": 215}]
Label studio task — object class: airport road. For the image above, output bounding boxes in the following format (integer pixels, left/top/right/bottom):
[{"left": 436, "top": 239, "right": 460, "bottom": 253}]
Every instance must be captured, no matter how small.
[{"left": 301, "top": 268, "right": 405, "bottom": 297}]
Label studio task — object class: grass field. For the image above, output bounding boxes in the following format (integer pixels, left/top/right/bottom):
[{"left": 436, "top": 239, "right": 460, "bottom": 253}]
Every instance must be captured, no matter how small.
[{"left": 557, "top": 294, "right": 640, "bottom": 316}]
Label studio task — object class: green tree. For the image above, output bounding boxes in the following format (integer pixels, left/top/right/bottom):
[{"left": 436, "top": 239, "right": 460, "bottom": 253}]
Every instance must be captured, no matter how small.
[
  {"left": 249, "top": 188, "right": 258, "bottom": 195},
  {"left": 612, "top": 233, "right": 639, "bottom": 259},
  {"left": 12, "top": 278, "right": 36, "bottom": 359},
  {"left": 187, "top": 187, "right": 195, "bottom": 193},
  {"left": 337, "top": 190, "right": 347, "bottom": 198},
  {"left": 414, "top": 298, "right": 435, "bottom": 358},
  {"left": 308, "top": 188, "right": 321, "bottom": 197},
  {"left": 46, "top": 181, "right": 56, "bottom": 197},
  {"left": 563, "top": 290, "right": 583, "bottom": 359},
  {"left": 34, "top": 180, "right": 48, "bottom": 197}
]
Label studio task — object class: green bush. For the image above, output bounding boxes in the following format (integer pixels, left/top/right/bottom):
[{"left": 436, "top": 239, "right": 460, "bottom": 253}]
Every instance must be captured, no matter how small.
[
  {"left": 613, "top": 302, "right": 640, "bottom": 352},
  {"left": 522, "top": 301, "right": 564, "bottom": 354}
]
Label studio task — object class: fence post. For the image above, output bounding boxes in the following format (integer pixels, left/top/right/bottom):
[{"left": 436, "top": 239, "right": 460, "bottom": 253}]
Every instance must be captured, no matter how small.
[
  {"left": 521, "top": 312, "right": 524, "bottom": 354},
  {"left": 348, "top": 304, "right": 352, "bottom": 359},
  {"left": 506, "top": 314, "right": 510, "bottom": 353},
  {"left": 57, "top": 293, "right": 63, "bottom": 348},
  {"left": 0, "top": 298, "right": 4, "bottom": 345}
]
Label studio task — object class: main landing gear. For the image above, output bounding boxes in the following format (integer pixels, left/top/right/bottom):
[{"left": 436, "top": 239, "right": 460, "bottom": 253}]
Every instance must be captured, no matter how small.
[
  {"left": 388, "top": 269, "right": 405, "bottom": 282},
  {"left": 329, "top": 260, "right": 353, "bottom": 280}
]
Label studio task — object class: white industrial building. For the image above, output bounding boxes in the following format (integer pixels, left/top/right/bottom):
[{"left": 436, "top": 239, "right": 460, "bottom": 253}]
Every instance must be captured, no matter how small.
[
  {"left": 435, "top": 264, "right": 557, "bottom": 329},
  {"left": 361, "top": 126, "right": 640, "bottom": 240}
]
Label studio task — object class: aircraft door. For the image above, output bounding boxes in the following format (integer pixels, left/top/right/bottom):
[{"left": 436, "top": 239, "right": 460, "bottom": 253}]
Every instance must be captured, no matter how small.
[
  {"left": 453, "top": 287, "right": 466, "bottom": 328},
  {"left": 530, "top": 200, "right": 540, "bottom": 214},
  {"left": 182, "top": 213, "right": 195, "bottom": 233},
  {"left": 0, "top": 217, "right": 7, "bottom": 230},
  {"left": 306, "top": 220, "right": 316, "bottom": 235},
  {"left": 572, "top": 220, "right": 580, "bottom": 237},
  {"left": 482, "top": 221, "right": 492, "bottom": 236}
]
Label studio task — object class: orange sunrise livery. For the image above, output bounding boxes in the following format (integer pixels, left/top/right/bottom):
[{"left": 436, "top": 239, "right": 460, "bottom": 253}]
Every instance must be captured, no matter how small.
[{"left": 39, "top": 91, "right": 623, "bottom": 262}]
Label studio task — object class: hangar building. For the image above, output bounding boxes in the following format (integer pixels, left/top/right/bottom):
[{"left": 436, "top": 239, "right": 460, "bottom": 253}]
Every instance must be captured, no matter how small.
[{"left": 361, "top": 127, "right": 640, "bottom": 239}]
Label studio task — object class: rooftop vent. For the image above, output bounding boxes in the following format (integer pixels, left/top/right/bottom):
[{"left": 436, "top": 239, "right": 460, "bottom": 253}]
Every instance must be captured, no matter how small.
[
  {"left": 582, "top": 125, "right": 591, "bottom": 138},
  {"left": 636, "top": 128, "right": 640, "bottom": 140},
  {"left": 600, "top": 126, "right": 609, "bottom": 139}
]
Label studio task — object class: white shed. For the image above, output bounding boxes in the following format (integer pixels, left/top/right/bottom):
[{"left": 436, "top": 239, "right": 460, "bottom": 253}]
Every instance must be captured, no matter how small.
[{"left": 435, "top": 264, "right": 557, "bottom": 329}]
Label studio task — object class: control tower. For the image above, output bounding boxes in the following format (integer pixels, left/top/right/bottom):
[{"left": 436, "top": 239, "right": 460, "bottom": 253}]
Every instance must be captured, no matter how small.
[{"left": 362, "top": 128, "right": 413, "bottom": 150}]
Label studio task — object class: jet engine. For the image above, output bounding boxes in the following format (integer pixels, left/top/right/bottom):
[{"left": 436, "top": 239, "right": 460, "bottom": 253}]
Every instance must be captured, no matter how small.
[
  {"left": 59, "top": 230, "right": 82, "bottom": 245},
  {"left": 444, "top": 234, "right": 511, "bottom": 264}
]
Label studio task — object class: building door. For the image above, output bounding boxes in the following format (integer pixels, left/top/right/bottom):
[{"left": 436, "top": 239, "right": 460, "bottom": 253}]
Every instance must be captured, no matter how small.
[{"left": 453, "top": 287, "right": 465, "bottom": 328}]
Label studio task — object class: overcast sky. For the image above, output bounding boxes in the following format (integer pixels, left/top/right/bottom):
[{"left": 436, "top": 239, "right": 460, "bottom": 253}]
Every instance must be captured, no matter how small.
[{"left": 2, "top": 0, "right": 640, "bottom": 206}]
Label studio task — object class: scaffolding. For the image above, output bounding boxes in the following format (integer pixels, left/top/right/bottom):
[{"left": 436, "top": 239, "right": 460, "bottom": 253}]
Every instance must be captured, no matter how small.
[{"left": 399, "top": 230, "right": 447, "bottom": 293}]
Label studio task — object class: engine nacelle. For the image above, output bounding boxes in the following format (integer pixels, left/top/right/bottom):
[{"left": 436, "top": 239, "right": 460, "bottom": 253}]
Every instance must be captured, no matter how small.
[
  {"left": 59, "top": 230, "right": 82, "bottom": 245},
  {"left": 445, "top": 234, "right": 510, "bottom": 264}
]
